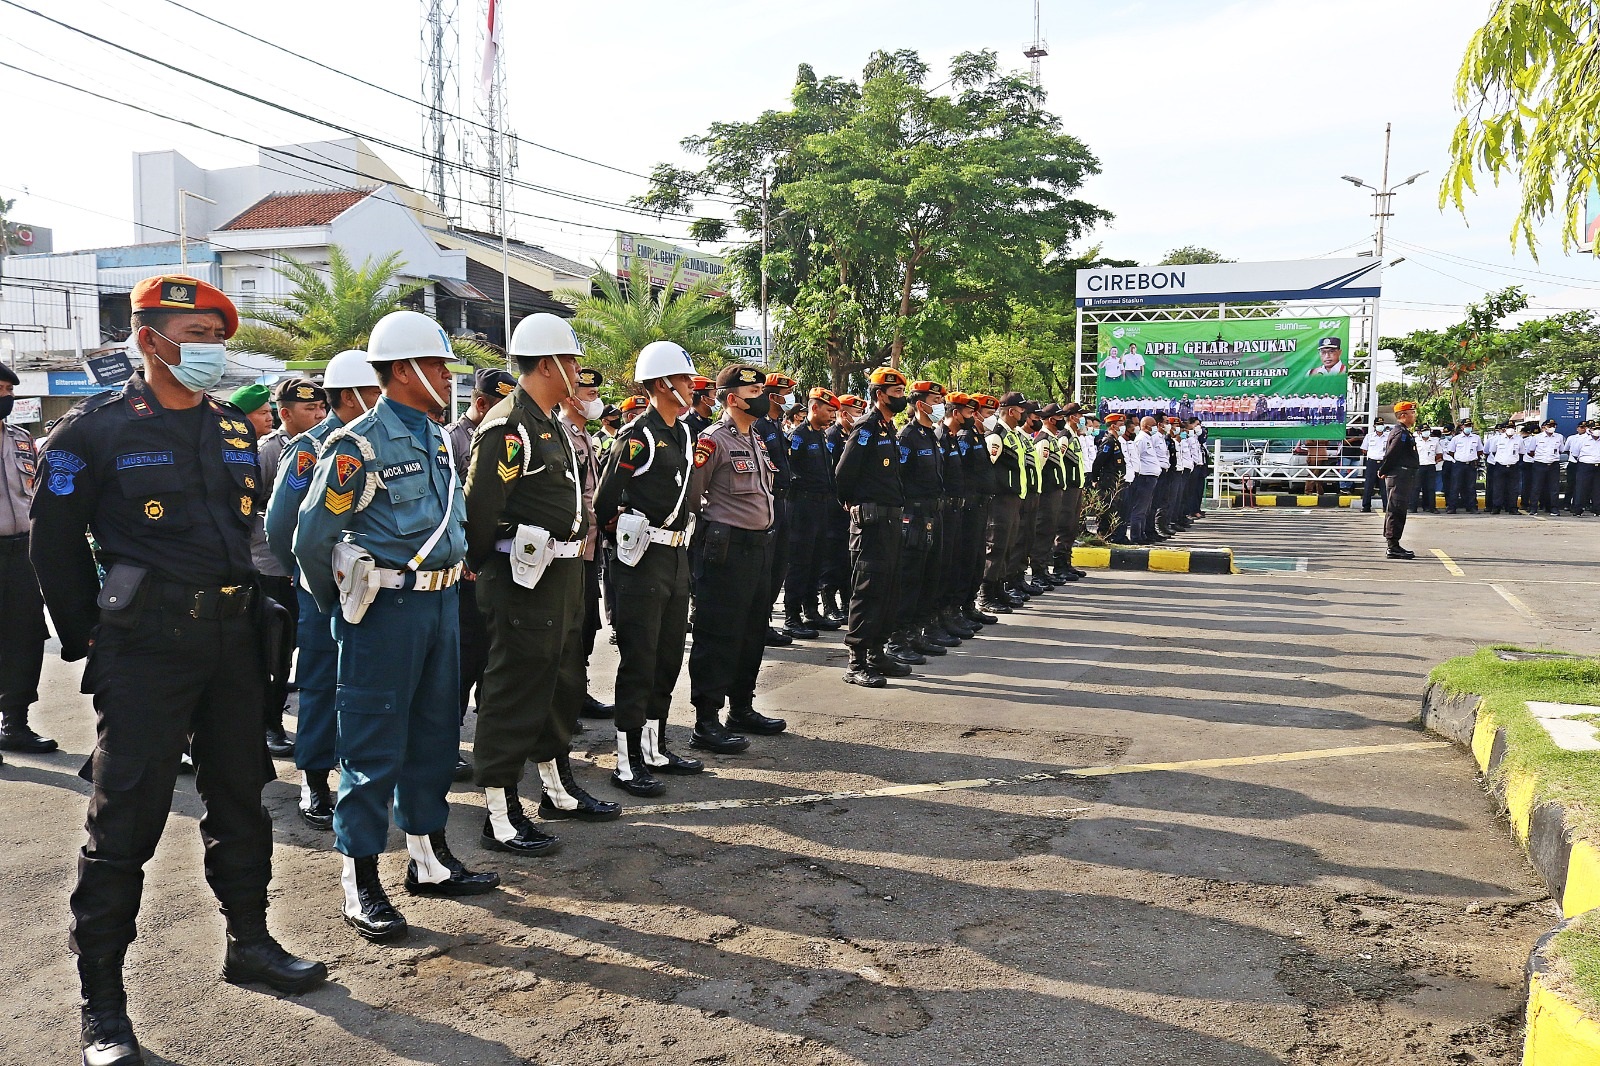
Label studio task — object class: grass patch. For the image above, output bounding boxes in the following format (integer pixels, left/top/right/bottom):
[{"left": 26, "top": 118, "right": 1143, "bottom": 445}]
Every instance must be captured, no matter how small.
[
  {"left": 1549, "top": 911, "right": 1600, "bottom": 1019},
  {"left": 1429, "top": 647, "right": 1600, "bottom": 836}
]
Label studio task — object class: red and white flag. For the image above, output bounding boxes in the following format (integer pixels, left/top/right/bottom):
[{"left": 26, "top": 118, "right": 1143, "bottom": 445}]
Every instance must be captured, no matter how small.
[{"left": 479, "top": 0, "right": 501, "bottom": 100}]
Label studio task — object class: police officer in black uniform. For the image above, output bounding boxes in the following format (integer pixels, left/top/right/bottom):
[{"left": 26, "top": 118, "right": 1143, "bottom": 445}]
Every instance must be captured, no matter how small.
[
  {"left": 1379, "top": 401, "right": 1420, "bottom": 560},
  {"left": 1092, "top": 413, "right": 1129, "bottom": 539},
  {"left": 835, "top": 367, "right": 909, "bottom": 687},
  {"left": 755, "top": 373, "right": 797, "bottom": 646},
  {"left": 890, "top": 380, "right": 950, "bottom": 662},
  {"left": 683, "top": 375, "right": 715, "bottom": 439},
  {"left": 934, "top": 391, "right": 979, "bottom": 640},
  {"left": 31, "top": 275, "right": 325, "bottom": 1066},
  {"left": 817, "top": 395, "right": 865, "bottom": 624},
  {"left": 960, "top": 395, "right": 1000, "bottom": 625},
  {"left": 782, "top": 387, "right": 842, "bottom": 637}
]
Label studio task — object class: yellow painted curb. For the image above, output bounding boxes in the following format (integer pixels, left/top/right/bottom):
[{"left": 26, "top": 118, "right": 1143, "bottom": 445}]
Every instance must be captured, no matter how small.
[
  {"left": 1506, "top": 769, "right": 1537, "bottom": 842},
  {"left": 1471, "top": 712, "right": 1497, "bottom": 774},
  {"left": 1072, "top": 546, "right": 1111, "bottom": 569},
  {"left": 1339, "top": 495, "right": 1356, "bottom": 506},
  {"left": 1295, "top": 495, "right": 1318, "bottom": 506},
  {"left": 1525, "top": 973, "right": 1600, "bottom": 1065},
  {"left": 1147, "top": 549, "right": 1188, "bottom": 572},
  {"left": 1566, "top": 842, "right": 1600, "bottom": 919},
  {"left": 1256, "top": 496, "right": 1279, "bottom": 506}
]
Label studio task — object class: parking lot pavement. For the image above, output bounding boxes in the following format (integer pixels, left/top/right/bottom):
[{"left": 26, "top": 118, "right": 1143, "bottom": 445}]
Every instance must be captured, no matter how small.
[{"left": 0, "top": 508, "right": 1588, "bottom": 1065}]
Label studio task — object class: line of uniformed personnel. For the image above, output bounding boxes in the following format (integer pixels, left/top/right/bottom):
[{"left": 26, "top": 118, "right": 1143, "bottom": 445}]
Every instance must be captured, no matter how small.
[{"left": 22, "top": 272, "right": 1115, "bottom": 1066}]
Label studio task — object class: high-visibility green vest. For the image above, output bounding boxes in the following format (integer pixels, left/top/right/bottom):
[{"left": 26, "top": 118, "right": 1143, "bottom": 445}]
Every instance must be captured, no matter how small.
[{"left": 1009, "top": 429, "right": 1030, "bottom": 499}]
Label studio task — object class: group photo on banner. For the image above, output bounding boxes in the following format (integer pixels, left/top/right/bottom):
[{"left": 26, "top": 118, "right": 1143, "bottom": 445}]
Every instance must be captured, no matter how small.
[{"left": 1096, "top": 317, "right": 1351, "bottom": 440}]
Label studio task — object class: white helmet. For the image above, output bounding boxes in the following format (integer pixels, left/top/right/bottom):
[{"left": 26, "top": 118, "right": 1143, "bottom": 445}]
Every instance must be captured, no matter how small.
[
  {"left": 509, "top": 313, "right": 582, "bottom": 359},
  {"left": 322, "top": 349, "right": 380, "bottom": 389},
  {"left": 635, "top": 340, "right": 696, "bottom": 383},
  {"left": 366, "top": 310, "right": 453, "bottom": 364}
]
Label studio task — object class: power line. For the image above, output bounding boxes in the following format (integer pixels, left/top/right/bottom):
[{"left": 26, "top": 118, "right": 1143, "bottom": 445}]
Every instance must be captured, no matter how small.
[
  {"left": 1386, "top": 236, "right": 1600, "bottom": 292},
  {"left": 151, "top": 0, "right": 743, "bottom": 202},
  {"left": 0, "top": 58, "right": 705, "bottom": 245},
  {"left": 0, "top": 0, "right": 726, "bottom": 225}
]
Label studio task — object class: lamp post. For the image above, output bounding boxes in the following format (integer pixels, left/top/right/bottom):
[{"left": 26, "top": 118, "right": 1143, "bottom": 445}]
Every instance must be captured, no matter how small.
[
  {"left": 1341, "top": 122, "right": 1425, "bottom": 431},
  {"left": 177, "top": 189, "right": 217, "bottom": 268}
]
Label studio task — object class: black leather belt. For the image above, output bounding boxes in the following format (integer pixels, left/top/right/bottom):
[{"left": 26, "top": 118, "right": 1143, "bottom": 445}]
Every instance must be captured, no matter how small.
[
  {"left": 150, "top": 579, "right": 257, "bottom": 619},
  {"left": 729, "top": 526, "right": 775, "bottom": 544},
  {"left": 0, "top": 532, "right": 28, "bottom": 553}
]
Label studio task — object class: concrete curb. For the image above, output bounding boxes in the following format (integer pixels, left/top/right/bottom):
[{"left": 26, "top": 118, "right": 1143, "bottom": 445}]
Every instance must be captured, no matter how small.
[
  {"left": 1071, "top": 545, "right": 1234, "bottom": 574},
  {"left": 1419, "top": 682, "right": 1600, "bottom": 1064},
  {"left": 1212, "top": 493, "right": 1487, "bottom": 509}
]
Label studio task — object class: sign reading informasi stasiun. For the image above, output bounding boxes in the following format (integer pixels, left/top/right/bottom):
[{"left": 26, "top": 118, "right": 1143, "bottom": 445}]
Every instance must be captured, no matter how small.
[{"left": 1097, "top": 317, "right": 1350, "bottom": 440}]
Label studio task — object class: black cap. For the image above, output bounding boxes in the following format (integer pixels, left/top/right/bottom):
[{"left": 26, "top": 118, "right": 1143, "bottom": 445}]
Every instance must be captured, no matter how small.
[
  {"left": 1318, "top": 336, "right": 1341, "bottom": 351},
  {"left": 474, "top": 368, "right": 517, "bottom": 398},
  {"left": 998, "top": 391, "right": 1027, "bottom": 408},
  {"left": 1038, "top": 402, "right": 1063, "bottom": 418},
  {"left": 271, "top": 376, "right": 326, "bottom": 405},
  {"left": 716, "top": 364, "right": 766, "bottom": 389},
  {"left": 600, "top": 403, "right": 621, "bottom": 421},
  {"left": 576, "top": 367, "right": 603, "bottom": 388},
  {"left": 0, "top": 361, "right": 17, "bottom": 387}
]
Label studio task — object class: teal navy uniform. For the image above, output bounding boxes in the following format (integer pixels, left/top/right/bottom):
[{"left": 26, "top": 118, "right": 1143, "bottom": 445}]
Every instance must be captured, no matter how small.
[
  {"left": 292, "top": 398, "right": 467, "bottom": 859},
  {"left": 264, "top": 412, "right": 342, "bottom": 775}
]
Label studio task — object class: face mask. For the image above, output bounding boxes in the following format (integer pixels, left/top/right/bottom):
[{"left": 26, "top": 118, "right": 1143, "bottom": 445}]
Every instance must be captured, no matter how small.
[
  {"left": 983, "top": 415, "right": 999, "bottom": 432},
  {"left": 929, "top": 403, "right": 945, "bottom": 421},
  {"left": 884, "top": 394, "right": 910, "bottom": 415},
  {"left": 0, "top": 396, "right": 12, "bottom": 421},
  {"left": 579, "top": 396, "right": 604, "bottom": 421},
  {"left": 1545, "top": 429, "right": 1554, "bottom": 435},
  {"left": 741, "top": 392, "right": 772, "bottom": 420},
  {"left": 147, "top": 327, "right": 227, "bottom": 393},
  {"left": 1180, "top": 431, "right": 1190, "bottom": 439}
]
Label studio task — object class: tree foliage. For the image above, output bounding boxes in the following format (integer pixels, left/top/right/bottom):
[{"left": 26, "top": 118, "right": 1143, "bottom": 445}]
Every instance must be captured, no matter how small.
[
  {"left": 563, "top": 260, "right": 735, "bottom": 390},
  {"left": 1443, "top": 1, "right": 1600, "bottom": 254},
  {"left": 1158, "top": 246, "right": 1232, "bottom": 265},
  {"left": 639, "top": 49, "right": 1110, "bottom": 393},
  {"left": 228, "top": 245, "right": 500, "bottom": 367}
]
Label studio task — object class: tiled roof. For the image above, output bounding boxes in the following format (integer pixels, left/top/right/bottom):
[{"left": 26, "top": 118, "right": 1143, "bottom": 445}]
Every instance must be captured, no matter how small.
[
  {"left": 218, "top": 188, "right": 377, "bottom": 231},
  {"left": 439, "top": 227, "right": 598, "bottom": 278}
]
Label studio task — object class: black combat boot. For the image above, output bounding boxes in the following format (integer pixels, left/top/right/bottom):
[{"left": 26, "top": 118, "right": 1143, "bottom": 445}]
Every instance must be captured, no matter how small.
[
  {"left": 921, "top": 620, "right": 960, "bottom": 647},
  {"left": 783, "top": 613, "right": 819, "bottom": 639},
  {"left": 340, "top": 855, "right": 407, "bottom": 942},
  {"left": 728, "top": 703, "right": 787, "bottom": 735},
  {"left": 885, "top": 632, "right": 926, "bottom": 665},
  {"left": 298, "top": 769, "right": 334, "bottom": 831},
  {"left": 867, "top": 648, "right": 912, "bottom": 678},
  {"left": 537, "top": 754, "right": 622, "bottom": 821},
  {"left": 843, "top": 654, "right": 887, "bottom": 688},
  {"left": 966, "top": 601, "right": 1000, "bottom": 624},
  {"left": 941, "top": 607, "right": 977, "bottom": 638},
  {"left": 611, "top": 729, "right": 667, "bottom": 796},
  {"left": 0, "top": 709, "right": 56, "bottom": 753},
  {"left": 264, "top": 711, "right": 294, "bottom": 758},
  {"left": 79, "top": 950, "right": 142, "bottom": 1066},
  {"left": 482, "top": 785, "right": 563, "bottom": 852},
  {"left": 765, "top": 626, "right": 793, "bottom": 646},
  {"left": 690, "top": 713, "right": 751, "bottom": 754},
  {"left": 580, "top": 693, "right": 615, "bottom": 719},
  {"left": 405, "top": 831, "right": 501, "bottom": 895},
  {"left": 909, "top": 630, "right": 948, "bottom": 656},
  {"left": 221, "top": 905, "right": 328, "bottom": 994},
  {"left": 644, "top": 720, "right": 704, "bottom": 773},
  {"left": 804, "top": 599, "right": 842, "bottom": 631},
  {"left": 822, "top": 588, "right": 847, "bottom": 624},
  {"left": 976, "top": 584, "right": 1012, "bottom": 615}
]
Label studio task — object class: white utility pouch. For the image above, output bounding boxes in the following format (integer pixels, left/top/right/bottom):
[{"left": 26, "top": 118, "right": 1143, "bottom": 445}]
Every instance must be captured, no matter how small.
[
  {"left": 614, "top": 510, "right": 651, "bottom": 567},
  {"left": 510, "top": 524, "right": 556, "bottom": 590},
  {"left": 332, "top": 540, "right": 381, "bottom": 623}
]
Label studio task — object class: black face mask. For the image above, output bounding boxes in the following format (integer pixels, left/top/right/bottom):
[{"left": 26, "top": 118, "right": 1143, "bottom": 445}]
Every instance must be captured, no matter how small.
[
  {"left": 883, "top": 394, "right": 909, "bottom": 415},
  {"left": 741, "top": 392, "right": 772, "bottom": 420},
  {"left": 0, "top": 396, "right": 12, "bottom": 421}
]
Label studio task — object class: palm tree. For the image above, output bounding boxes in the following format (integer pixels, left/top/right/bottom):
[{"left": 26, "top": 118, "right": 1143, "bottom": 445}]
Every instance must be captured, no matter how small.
[
  {"left": 228, "top": 245, "right": 498, "bottom": 367},
  {"left": 565, "top": 260, "right": 736, "bottom": 387}
]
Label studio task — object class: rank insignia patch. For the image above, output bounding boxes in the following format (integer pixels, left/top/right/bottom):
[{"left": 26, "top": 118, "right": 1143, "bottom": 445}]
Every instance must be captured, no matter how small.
[
  {"left": 324, "top": 487, "right": 353, "bottom": 514},
  {"left": 693, "top": 439, "right": 714, "bottom": 468},
  {"left": 143, "top": 499, "right": 164, "bottom": 521},
  {"left": 334, "top": 454, "right": 362, "bottom": 486},
  {"left": 626, "top": 439, "right": 645, "bottom": 462},
  {"left": 244, "top": 476, "right": 255, "bottom": 489},
  {"left": 239, "top": 495, "right": 253, "bottom": 516},
  {"left": 224, "top": 437, "right": 251, "bottom": 450}
]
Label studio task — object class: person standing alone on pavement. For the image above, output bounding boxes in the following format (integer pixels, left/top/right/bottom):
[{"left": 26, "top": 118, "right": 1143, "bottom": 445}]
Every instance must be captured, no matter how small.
[
  {"left": 1378, "top": 402, "right": 1420, "bottom": 559},
  {"left": 0, "top": 359, "right": 55, "bottom": 760}
]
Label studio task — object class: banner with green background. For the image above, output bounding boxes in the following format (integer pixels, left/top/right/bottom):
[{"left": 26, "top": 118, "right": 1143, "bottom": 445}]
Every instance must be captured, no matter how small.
[{"left": 1096, "top": 317, "right": 1350, "bottom": 440}]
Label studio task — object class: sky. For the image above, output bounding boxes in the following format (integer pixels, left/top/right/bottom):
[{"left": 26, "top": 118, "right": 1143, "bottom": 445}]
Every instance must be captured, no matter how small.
[{"left": 5, "top": 0, "right": 1599, "bottom": 379}]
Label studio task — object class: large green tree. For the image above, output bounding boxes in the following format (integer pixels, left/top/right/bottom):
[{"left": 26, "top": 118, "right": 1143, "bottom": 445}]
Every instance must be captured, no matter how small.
[
  {"left": 1443, "top": 1, "right": 1600, "bottom": 254},
  {"left": 639, "top": 49, "right": 1110, "bottom": 393}
]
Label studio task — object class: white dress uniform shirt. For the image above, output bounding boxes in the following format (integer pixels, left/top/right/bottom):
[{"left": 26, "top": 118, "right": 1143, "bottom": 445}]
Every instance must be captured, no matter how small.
[
  {"left": 1103, "top": 353, "right": 1124, "bottom": 379},
  {"left": 1361, "top": 427, "right": 1388, "bottom": 460},
  {"left": 1532, "top": 430, "right": 1564, "bottom": 463},
  {"left": 1452, "top": 431, "right": 1483, "bottom": 461},
  {"left": 1491, "top": 431, "right": 1521, "bottom": 465},
  {"left": 1119, "top": 433, "right": 1137, "bottom": 482},
  {"left": 1122, "top": 347, "right": 1146, "bottom": 374},
  {"left": 1416, "top": 434, "right": 1438, "bottom": 466},
  {"left": 1576, "top": 431, "right": 1600, "bottom": 464},
  {"left": 1134, "top": 429, "right": 1164, "bottom": 476}
]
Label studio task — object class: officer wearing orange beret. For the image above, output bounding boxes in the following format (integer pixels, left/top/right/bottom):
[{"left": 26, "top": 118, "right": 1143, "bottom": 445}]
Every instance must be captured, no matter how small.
[
  {"left": 31, "top": 275, "right": 325, "bottom": 1064},
  {"left": 1378, "top": 401, "right": 1420, "bottom": 559},
  {"left": 818, "top": 393, "right": 866, "bottom": 622},
  {"left": 782, "top": 386, "right": 842, "bottom": 637},
  {"left": 684, "top": 375, "right": 717, "bottom": 438}
]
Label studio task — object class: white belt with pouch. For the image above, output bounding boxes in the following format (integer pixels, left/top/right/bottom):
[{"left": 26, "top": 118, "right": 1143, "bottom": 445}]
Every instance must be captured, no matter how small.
[
  {"left": 495, "top": 538, "right": 583, "bottom": 558},
  {"left": 646, "top": 526, "right": 689, "bottom": 548},
  {"left": 376, "top": 563, "right": 464, "bottom": 591}
]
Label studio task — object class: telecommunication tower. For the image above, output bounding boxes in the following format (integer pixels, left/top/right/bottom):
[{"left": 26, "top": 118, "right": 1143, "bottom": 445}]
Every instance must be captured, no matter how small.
[
  {"left": 1024, "top": 0, "right": 1049, "bottom": 87},
  {"left": 474, "top": 0, "right": 516, "bottom": 237},
  {"left": 420, "top": 0, "right": 462, "bottom": 221}
]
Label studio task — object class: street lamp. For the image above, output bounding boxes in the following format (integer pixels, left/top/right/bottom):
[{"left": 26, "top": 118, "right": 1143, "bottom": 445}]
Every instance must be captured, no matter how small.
[{"left": 1341, "top": 123, "right": 1426, "bottom": 431}]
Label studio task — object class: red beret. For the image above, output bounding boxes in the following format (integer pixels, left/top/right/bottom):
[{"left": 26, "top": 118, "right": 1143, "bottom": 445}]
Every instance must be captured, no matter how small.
[{"left": 130, "top": 275, "right": 239, "bottom": 339}]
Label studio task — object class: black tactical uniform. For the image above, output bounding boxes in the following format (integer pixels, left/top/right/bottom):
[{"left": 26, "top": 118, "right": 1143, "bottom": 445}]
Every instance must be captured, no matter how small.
[
  {"left": 892, "top": 416, "right": 944, "bottom": 657},
  {"left": 1377, "top": 418, "right": 1420, "bottom": 558},
  {"left": 835, "top": 406, "right": 904, "bottom": 682},
  {"left": 31, "top": 370, "right": 323, "bottom": 1044},
  {"left": 958, "top": 416, "right": 996, "bottom": 621},
  {"left": 465, "top": 384, "right": 613, "bottom": 852},
  {"left": 1092, "top": 425, "right": 1128, "bottom": 538},
  {"left": 934, "top": 420, "right": 972, "bottom": 632},
  {"left": 594, "top": 405, "right": 701, "bottom": 793},
  {"left": 817, "top": 419, "right": 853, "bottom": 619},
  {"left": 782, "top": 419, "right": 838, "bottom": 634}
]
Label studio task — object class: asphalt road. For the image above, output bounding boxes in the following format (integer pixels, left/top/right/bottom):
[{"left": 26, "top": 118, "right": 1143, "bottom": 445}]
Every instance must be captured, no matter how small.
[{"left": 3, "top": 507, "right": 1595, "bottom": 1065}]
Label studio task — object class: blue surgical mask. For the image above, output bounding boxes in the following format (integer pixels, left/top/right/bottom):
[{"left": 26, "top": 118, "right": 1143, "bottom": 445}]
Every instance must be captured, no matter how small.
[
  {"left": 146, "top": 328, "right": 227, "bottom": 392},
  {"left": 930, "top": 403, "right": 946, "bottom": 420}
]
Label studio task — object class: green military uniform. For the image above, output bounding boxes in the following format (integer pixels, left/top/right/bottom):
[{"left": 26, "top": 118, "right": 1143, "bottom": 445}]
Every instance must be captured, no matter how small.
[{"left": 465, "top": 383, "right": 613, "bottom": 855}]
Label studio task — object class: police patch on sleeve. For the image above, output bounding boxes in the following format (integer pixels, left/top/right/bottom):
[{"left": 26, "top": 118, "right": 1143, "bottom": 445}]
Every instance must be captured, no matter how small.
[
  {"left": 44, "top": 450, "right": 86, "bottom": 495},
  {"left": 286, "top": 446, "right": 316, "bottom": 491},
  {"left": 498, "top": 435, "right": 522, "bottom": 483},
  {"left": 334, "top": 454, "right": 362, "bottom": 486},
  {"left": 857, "top": 428, "right": 871, "bottom": 446}
]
